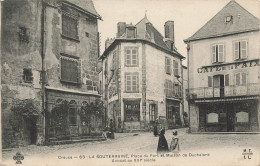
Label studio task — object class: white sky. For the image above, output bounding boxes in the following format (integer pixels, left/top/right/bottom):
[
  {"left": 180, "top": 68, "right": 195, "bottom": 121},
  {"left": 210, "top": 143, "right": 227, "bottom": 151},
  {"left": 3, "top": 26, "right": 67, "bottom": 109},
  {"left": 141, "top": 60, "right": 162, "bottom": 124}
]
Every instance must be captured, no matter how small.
[{"left": 94, "top": 0, "right": 260, "bottom": 65}]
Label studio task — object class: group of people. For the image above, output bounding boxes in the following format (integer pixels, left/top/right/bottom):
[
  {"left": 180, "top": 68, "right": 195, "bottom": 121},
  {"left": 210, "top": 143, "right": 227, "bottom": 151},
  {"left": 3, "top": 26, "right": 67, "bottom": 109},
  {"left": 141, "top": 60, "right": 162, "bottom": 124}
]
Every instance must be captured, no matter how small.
[{"left": 156, "top": 129, "right": 180, "bottom": 153}]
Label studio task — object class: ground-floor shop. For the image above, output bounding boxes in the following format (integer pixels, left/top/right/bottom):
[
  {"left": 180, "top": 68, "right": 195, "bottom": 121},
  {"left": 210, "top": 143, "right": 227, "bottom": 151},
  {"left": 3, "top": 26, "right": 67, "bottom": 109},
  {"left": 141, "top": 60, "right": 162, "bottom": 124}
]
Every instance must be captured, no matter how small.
[
  {"left": 106, "top": 98, "right": 182, "bottom": 132},
  {"left": 45, "top": 88, "right": 104, "bottom": 143},
  {"left": 189, "top": 97, "right": 259, "bottom": 132}
]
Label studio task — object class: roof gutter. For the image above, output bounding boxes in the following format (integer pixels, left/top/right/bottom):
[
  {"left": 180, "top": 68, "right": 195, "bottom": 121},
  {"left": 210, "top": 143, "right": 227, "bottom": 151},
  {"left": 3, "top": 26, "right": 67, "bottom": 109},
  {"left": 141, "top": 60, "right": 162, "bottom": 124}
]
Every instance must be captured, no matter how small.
[{"left": 184, "top": 28, "right": 260, "bottom": 43}]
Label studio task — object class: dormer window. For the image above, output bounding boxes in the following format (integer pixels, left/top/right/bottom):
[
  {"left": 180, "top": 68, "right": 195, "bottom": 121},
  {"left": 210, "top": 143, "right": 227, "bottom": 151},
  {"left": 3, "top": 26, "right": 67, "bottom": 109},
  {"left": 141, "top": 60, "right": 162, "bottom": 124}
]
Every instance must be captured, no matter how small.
[
  {"left": 225, "top": 16, "right": 233, "bottom": 23},
  {"left": 126, "top": 26, "right": 136, "bottom": 38}
]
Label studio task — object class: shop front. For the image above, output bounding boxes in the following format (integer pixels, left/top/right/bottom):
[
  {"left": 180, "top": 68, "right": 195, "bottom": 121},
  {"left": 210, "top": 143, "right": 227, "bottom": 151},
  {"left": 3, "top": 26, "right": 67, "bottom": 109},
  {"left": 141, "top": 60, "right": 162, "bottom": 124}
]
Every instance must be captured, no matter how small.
[
  {"left": 123, "top": 99, "right": 141, "bottom": 131},
  {"left": 166, "top": 99, "right": 181, "bottom": 129},
  {"left": 45, "top": 88, "right": 104, "bottom": 143},
  {"left": 198, "top": 99, "right": 259, "bottom": 132}
]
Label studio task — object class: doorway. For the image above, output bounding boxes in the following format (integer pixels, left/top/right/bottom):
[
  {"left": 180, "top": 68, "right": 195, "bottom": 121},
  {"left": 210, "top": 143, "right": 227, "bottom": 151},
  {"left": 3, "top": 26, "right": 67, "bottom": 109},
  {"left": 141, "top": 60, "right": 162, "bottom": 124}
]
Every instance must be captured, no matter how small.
[
  {"left": 213, "top": 75, "right": 224, "bottom": 97},
  {"left": 23, "top": 116, "right": 37, "bottom": 145}
]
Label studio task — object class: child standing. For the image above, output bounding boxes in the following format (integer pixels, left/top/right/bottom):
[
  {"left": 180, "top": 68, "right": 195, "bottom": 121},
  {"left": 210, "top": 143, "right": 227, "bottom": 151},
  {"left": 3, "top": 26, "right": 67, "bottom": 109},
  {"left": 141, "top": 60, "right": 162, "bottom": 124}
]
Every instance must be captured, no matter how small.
[{"left": 169, "top": 130, "right": 180, "bottom": 153}]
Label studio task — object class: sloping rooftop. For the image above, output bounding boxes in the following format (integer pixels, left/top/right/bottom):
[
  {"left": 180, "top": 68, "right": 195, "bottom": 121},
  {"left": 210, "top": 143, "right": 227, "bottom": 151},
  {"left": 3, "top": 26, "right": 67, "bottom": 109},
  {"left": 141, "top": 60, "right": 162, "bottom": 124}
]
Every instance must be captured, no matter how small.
[
  {"left": 44, "top": 0, "right": 101, "bottom": 19},
  {"left": 115, "top": 15, "right": 181, "bottom": 56},
  {"left": 185, "top": 0, "right": 260, "bottom": 42}
]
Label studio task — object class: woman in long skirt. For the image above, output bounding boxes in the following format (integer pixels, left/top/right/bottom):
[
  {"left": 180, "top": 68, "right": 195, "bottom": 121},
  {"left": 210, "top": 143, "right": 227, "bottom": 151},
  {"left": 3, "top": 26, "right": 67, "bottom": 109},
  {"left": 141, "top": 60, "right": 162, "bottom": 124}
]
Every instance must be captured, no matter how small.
[{"left": 157, "top": 129, "right": 169, "bottom": 153}]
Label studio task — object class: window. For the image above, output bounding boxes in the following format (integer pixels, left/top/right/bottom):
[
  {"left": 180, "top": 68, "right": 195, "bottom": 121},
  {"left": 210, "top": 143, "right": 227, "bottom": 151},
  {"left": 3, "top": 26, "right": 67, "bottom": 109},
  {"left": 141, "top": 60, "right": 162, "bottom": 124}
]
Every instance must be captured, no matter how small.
[
  {"left": 234, "top": 40, "right": 248, "bottom": 60},
  {"left": 173, "top": 60, "right": 179, "bottom": 76},
  {"left": 207, "top": 113, "right": 218, "bottom": 123},
  {"left": 60, "top": 55, "right": 81, "bottom": 84},
  {"left": 124, "top": 101, "right": 140, "bottom": 121},
  {"left": 125, "top": 48, "right": 138, "bottom": 67},
  {"left": 208, "top": 76, "right": 212, "bottom": 87},
  {"left": 19, "top": 27, "right": 29, "bottom": 43},
  {"left": 236, "top": 112, "right": 248, "bottom": 123},
  {"left": 149, "top": 104, "right": 156, "bottom": 121},
  {"left": 62, "top": 13, "right": 78, "bottom": 40},
  {"left": 212, "top": 44, "right": 224, "bottom": 63},
  {"left": 125, "top": 73, "right": 139, "bottom": 92},
  {"left": 23, "top": 68, "right": 33, "bottom": 83},
  {"left": 165, "top": 57, "right": 171, "bottom": 74},
  {"left": 225, "top": 15, "right": 233, "bottom": 23},
  {"left": 126, "top": 28, "right": 136, "bottom": 38},
  {"left": 235, "top": 73, "right": 247, "bottom": 86}
]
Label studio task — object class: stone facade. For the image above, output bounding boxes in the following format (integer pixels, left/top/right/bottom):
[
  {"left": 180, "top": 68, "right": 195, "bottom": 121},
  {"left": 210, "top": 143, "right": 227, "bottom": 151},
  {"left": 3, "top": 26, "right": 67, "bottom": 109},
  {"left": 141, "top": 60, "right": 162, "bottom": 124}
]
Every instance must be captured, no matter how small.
[
  {"left": 1, "top": 0, "right": 102, "bottom": 148},
  {"left": 100, "top": 17, "right": 185, "bottom": 132}
]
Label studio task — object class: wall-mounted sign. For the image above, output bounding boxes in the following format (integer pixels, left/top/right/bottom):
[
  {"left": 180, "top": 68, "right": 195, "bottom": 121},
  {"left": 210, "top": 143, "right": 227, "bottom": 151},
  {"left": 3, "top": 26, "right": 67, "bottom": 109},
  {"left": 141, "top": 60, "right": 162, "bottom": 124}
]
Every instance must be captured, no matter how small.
[{"left": 197, "top": 59, "right": 259, "bottom": 73}]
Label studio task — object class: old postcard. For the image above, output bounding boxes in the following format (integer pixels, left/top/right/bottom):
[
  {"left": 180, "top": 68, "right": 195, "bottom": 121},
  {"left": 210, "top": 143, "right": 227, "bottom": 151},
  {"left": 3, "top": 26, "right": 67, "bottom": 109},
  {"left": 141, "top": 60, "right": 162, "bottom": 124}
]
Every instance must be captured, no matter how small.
[{"left": 1, "top": 0, "right": 260, "bottom": 165}]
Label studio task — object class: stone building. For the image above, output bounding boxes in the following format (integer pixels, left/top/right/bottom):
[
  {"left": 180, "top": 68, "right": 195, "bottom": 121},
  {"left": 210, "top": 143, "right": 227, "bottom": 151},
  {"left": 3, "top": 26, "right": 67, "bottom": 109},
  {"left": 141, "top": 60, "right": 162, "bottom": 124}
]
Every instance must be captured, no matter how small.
[
  {"left": 99, "top": 16, "right": 185, "bottom": 132},
  {"left": 1, "top": 0, "right": 103, "bottom": 148},
  {"left": 184, "top": 0, "right": 260, "bottom": 132}
]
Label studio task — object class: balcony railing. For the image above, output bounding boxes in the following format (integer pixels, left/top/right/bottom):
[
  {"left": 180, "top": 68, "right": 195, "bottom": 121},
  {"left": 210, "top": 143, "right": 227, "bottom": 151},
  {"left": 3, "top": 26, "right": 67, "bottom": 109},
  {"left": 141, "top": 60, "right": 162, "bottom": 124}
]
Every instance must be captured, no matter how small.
[{"left": 189, "top": 83, "right": 260, "bottom": 99}]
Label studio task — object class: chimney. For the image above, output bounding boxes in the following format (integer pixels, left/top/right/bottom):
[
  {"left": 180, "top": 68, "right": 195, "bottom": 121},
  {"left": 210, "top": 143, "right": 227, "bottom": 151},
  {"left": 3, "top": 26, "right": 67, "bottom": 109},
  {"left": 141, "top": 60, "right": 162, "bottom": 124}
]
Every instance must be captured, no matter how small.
[
  {"left": 117, "top": 22, "right": 126, "bottom": 38},
  {"left": 164, "top": 21, "right": 175, "bottom": 51}
]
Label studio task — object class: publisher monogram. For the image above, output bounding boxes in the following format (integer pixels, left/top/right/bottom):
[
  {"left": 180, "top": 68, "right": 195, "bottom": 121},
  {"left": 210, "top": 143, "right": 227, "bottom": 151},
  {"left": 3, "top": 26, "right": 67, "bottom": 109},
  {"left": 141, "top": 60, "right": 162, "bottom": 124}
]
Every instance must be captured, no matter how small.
[{"left": 242, "top": 149, "right": 253, "bottom": 159}]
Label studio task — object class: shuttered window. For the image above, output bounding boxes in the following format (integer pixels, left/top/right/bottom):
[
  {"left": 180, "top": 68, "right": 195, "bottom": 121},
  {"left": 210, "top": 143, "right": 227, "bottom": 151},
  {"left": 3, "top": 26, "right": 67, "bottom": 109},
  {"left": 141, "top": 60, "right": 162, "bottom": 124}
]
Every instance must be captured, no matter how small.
[
  {"left": 165, "top": 57, "right": 171, "bottom": 74},
  {"left": 62, "top": 13, "right": 78, "bottom": 40},
  {"left": 212, "top": 44, "right": 225, "bottom": 63},
  {"left": 235, "top": 73, "right": 247, "bottom": 86},
  {"left": 60, "top": 56, "right": 81, "bottom": 84},
  {"left": 173, "top": 60, "right": 179, "bottom": 76},
  {"left": 234, "top": 40, "right": 248, "bottom": 60}
]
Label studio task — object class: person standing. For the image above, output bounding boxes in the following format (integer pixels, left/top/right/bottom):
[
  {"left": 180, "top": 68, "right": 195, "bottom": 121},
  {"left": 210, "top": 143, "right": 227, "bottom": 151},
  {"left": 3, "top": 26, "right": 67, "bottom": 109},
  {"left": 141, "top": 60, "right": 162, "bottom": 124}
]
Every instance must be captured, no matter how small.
[
  {"left": 157, "top": 129, "right": 169, "bottom": 153},
  {"left": 169, "top": 130, "right": 180, "bottom": 153},
  {"left": 153, "top": 119, "right": 159, "bottom": 136}
]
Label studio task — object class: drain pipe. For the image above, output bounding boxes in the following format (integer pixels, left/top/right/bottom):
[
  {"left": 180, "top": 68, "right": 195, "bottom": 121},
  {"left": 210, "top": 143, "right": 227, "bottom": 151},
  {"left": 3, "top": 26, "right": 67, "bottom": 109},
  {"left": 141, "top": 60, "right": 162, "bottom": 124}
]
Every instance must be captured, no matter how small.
[{"left": 41, "top": 1, "right": 47, "bottom": 145}]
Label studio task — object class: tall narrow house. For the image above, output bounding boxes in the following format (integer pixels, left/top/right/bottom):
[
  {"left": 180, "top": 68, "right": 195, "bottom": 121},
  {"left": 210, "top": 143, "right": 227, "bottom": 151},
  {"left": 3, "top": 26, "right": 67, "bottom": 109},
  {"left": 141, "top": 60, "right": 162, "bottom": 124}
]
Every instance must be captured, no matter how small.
[
  {"left": 1, "top": 0, "right": 103, "bottom": 148},
  {"left": 100, "top": 16, "right": 185, "bottom": 132},
  {"left": 184, "top": 1, "right": 260, "bottom": 132}
]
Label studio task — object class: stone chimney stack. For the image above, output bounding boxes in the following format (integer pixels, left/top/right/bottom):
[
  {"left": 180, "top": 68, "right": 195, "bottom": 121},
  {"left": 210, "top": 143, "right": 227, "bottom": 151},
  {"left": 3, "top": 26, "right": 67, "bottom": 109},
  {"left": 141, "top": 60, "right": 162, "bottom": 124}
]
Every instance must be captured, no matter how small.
[
  {"left": 117, "top": 22, "right": 126, "bottom": 38},
  {"left": 164, "top": 21, "right": 175, "bottom": 51}
]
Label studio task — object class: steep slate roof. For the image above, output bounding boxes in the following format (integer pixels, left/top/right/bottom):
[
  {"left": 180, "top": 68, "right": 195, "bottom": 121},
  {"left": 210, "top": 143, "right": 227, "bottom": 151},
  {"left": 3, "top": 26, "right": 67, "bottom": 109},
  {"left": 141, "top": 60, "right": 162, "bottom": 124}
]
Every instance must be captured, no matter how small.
[
  {"left": 44, "top": 0, "right": 101, "bottom": 19},
  {"left": 135, "top": 16, "right": 170, "bottom": 51},
  {"left": 185, "top": 0, "right": 260, "bottom": 42},
  {"left": 100, "top": 16, "right": 184, "bottom": 60}
]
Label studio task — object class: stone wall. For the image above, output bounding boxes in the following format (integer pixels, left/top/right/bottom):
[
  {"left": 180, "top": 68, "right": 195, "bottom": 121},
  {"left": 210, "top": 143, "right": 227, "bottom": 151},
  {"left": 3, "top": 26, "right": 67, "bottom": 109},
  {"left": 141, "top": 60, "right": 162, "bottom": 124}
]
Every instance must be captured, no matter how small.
[{"left": 1, "top": 0, "right": 43, "bottom": 148}]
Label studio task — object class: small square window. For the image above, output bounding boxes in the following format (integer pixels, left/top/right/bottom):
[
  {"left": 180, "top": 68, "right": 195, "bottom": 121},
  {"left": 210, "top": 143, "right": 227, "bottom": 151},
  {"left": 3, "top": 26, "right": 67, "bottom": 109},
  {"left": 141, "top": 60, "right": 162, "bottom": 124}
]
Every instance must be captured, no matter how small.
[
  {"left": 23, "top": 68, "right": 33, "bottom": 83},
  {"left": 225, "top": 16, "right": 233, "bottom": 23},
  {"left": 19, "top": 27, "right": 29, "bottom": 43}
]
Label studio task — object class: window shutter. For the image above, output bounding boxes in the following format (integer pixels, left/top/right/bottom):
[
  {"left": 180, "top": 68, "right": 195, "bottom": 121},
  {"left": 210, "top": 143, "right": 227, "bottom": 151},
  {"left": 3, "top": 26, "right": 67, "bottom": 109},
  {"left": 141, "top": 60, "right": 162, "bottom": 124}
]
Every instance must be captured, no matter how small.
[
  {"left": 225, "top": 74, "right": 229, "bottom": 86},
  {"left": 165, "top": 57, "right": 167, "bottom": 73},
  {"left": 60, "top": 57, "right": 79, "bottom": 83},
  {"left": 234, "top": 42, "right": 239, "bottom": 60},
  {"left": 235, "top": 73, "right": 240, "bottom": 86},
  {"left": 208, "top": 76, "right": 212, "bottom": 87},
  {"left": 174, "top": 60, "right": 179, "bottom": 76},
  {"left": 241, "top": 41, "right": 247, "bottom": 59},
  {"left": 242, "top": 73, "right": 247, "bottom": 86},
  {"left": 212, "top": 45, "right": 216, "bottom": 63},
  {"left": 218, "top": 44, "right": 224, "bottom": 62}
]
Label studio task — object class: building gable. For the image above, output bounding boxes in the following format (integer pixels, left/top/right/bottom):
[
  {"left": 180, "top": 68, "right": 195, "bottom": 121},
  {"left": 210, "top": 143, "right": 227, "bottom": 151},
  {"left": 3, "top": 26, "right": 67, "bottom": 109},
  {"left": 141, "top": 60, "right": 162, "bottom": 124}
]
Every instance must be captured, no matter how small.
[{"left": 185, "top": 0, "right": 260, "bottom": 42}]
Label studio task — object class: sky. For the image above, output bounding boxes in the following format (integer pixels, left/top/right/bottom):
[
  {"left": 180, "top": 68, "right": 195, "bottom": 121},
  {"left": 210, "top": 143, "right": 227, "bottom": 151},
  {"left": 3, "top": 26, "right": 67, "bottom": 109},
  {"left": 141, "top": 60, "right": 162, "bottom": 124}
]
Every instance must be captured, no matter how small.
[{"left": 93, "top": 0, "right": 260, "bottom": 65}]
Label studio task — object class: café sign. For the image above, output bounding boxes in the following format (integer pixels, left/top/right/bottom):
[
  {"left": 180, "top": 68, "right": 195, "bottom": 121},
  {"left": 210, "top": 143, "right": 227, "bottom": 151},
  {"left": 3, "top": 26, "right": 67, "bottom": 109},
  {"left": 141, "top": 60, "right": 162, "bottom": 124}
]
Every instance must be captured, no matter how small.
[{"left": 197, "top": 59, "right": 259, "bottom": 73}]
